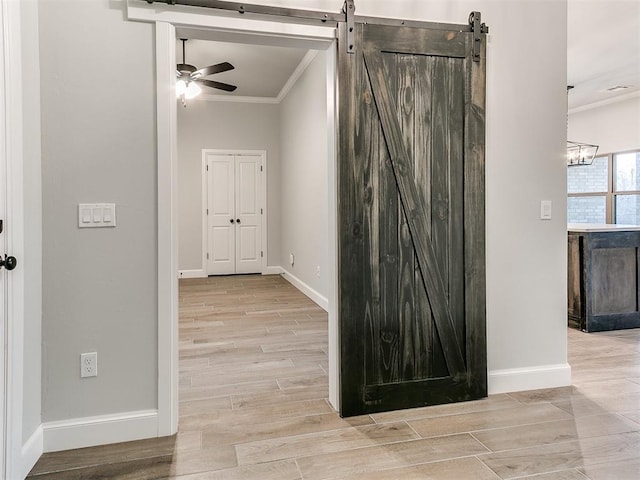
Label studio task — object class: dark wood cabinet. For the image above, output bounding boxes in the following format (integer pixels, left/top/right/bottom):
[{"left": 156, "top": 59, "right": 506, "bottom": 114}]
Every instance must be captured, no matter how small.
[{"left": 568, "top": 225, "right": 640, "bottom": 332}]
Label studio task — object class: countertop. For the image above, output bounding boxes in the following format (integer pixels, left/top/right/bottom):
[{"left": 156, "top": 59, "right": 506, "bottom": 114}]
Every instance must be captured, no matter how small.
[{"left": 568, "top": 223, "right": 640, "bottom": 233}]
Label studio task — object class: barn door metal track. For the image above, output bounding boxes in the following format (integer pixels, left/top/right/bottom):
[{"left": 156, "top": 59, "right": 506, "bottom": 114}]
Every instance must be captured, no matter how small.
[
  {"left": 144, "top": 0, "right": 346, "bottom": 23},
  {"left": 142, "top": 1, "right": 487, "bottom": 56}
]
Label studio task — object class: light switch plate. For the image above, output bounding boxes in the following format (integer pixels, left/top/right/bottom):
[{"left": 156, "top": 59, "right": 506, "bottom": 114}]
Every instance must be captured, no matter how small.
[
  {"left": 540, "top": 200, "right": 552, "bottom": 220},
  {"left": 78, "top": 203, "right": 116, "bottom": 228}
]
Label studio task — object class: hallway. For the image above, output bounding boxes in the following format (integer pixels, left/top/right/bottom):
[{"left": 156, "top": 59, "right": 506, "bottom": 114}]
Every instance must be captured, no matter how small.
[{"left": 28, "top": 275, "right": 640, "bottom": 479}]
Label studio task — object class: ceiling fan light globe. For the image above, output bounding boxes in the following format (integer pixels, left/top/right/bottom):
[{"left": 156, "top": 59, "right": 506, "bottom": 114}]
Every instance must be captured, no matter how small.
[
  {"left": 185, "top": 81, "right": 201, "bottom": 99},
  {"left": 176, "top": 79, "right": 187, "bottom": 97}
]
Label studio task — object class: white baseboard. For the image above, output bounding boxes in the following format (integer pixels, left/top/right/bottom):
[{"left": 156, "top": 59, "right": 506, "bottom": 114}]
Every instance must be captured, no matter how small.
[
  {"left": 15, "top": 425, "right": 43, "bottom": 480},
  {"left": 263, "top": 266, "right": 284, "bottom": 275},
  {"left": 178, "top": 269, "right": 206, "bottom": 279},
  {"left": 43, "top": 409, "right": 159, "bottom": 453},
  {"left": 281, "top": 269, "right": 329, "bottom": 312},
  {"left": 488, "top": 363, "right": 572, "bottom": 395}
]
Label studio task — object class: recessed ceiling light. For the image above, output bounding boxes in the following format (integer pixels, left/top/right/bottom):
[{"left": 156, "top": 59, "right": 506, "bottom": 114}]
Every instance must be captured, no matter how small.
[{"left": 605, "top": 85, "right": 632, "bottom": 92}]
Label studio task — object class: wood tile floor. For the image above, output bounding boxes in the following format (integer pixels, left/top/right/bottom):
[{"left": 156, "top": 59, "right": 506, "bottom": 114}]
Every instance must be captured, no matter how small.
[{"left": 28, "top": 275, "right": 640, "bottom": 479}]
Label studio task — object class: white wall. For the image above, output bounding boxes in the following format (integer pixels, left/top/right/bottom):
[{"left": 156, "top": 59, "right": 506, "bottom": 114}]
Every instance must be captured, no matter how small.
[
  {"left": 279, "top": 51, "right": 329, "bottom": 303},
  {"left": 569, "top": 96, "right": 640, "bottom": 154},
  {"left": 177, "top": 101, "right": 281, "bottom": 271},
  {"left": 39, "top": 0, "right": 158, "bottom": 424}
]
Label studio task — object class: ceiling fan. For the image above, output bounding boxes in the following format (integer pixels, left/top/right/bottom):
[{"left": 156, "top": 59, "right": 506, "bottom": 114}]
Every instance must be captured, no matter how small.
[{"left": 176, "top": 38, "right": 237, "bottom": 101}]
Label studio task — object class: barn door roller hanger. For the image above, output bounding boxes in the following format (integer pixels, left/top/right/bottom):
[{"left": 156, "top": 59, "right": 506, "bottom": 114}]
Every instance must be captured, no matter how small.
[{"left": 142, "top": 1, "right": 487, "bottom": 58}]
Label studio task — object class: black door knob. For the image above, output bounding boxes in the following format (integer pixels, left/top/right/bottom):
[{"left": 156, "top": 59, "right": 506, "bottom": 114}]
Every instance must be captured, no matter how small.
[
  {"left": 236, "top": 219, "right": 241, "bottom": 224},
  {"left": 0, "top": 255, "right": 17, "bottom": 271},
  {"left": 230, "top": 219, "right": 235, "bottom": 224}
]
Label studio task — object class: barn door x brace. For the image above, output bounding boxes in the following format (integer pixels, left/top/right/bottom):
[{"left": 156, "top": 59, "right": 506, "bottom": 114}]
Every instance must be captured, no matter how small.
[{"left": 142, "top": 0, "right": 488, "bottom": 59}]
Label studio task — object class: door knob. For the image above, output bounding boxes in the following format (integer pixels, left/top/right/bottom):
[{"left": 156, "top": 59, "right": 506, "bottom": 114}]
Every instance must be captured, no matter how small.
[
  {"left": 0, "top": 255, "right": 17, "bottom": 271},
  {"left": 236, "top": 219, "right": 241, "bottom": 224},
  {"left": 230, "top": 219, "right": 235, "bottom": 224}
]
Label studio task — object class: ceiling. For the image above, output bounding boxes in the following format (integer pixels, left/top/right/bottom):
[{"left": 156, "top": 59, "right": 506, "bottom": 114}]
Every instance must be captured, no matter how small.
[
  {"left": 174, "top": 38, "right": 308, "bottom": 98},
  {"left": 567, "top": 0, "right": 640, "bottom": 110},
  {"left": 176, "top": 1, "right": 640, "bottom": 110}
]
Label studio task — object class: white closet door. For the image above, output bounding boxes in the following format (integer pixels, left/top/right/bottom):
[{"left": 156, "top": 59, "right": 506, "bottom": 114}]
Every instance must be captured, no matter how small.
[
  {"left": 207, "top": 154, "right": 235, "bottom": 275},
  {"left": 206, "top": 153, "right": 263, "bottom": 275},
  {"left": 235, "top": 155, "right": 262, "bottom": 274}
]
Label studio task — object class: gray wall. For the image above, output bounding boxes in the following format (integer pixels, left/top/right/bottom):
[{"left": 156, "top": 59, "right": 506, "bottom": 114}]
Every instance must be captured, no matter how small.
[
  {"left": 176, "top": 51, "right": 329, "bottom": 301},
  {"left": 177, "top": 101, "right": 281, "bottom": 270},
  {"left": 279, "top": 51, "right": 329, "bottom": 297},
  {"left": 21, "top": 0, "right": 42, "bottom": 442},
  {"left": 39, "top": 0, "right": 158, "bottom": 421},
  {"left": 33, "top": 0, "right": 570, "bottom": 436}
]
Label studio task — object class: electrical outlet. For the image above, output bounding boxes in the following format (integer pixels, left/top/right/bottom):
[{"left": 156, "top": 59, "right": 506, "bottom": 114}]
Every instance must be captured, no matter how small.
[
  {"left": 316, "top": 266, "right": 321, "bottom": 278},
  {"left": 289, "top": 253, "right": 295, "bottom": 266},
  {"left": 80, "top": 352, "right": 98, "bottom": 378}
]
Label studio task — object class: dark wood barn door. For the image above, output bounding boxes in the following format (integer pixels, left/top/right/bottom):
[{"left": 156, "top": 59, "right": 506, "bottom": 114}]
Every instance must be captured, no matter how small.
[{"left": 338, "top": 20, "right": 487, "bottom": 416}]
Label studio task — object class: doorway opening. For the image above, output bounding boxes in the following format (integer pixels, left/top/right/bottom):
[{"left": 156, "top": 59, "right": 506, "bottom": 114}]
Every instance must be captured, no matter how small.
[
  {"left": 166, "top": 22, "right": 339, "bottom": 430},
  {"left": 152, "top": 2, "right": 489, "bottom": 431}
]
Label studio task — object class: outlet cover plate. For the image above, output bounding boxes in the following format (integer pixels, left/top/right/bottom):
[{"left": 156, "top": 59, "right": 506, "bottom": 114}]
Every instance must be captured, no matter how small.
[{"left": 80, "top": 352, "right": 98, "bottom": 378}]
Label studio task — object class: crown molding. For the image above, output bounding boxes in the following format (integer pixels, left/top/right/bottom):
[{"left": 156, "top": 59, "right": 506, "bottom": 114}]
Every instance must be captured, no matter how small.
[
  {"left": 569, "top": 90, "right": 640, "bottom": 115},
  {"left": 195, "top": 49, "right": 320, "bottom": 105}
]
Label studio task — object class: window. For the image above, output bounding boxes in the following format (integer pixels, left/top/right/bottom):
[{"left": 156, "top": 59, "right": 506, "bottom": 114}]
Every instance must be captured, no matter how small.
[
  {"left": 567, "top": 156, "right": 609, "bottom": 223},
  {"left": 614, "top": 152, "right": 640, "bottom": 224},
  {"left": 568, "top": 150, "right": 640, "bottom": 224}
]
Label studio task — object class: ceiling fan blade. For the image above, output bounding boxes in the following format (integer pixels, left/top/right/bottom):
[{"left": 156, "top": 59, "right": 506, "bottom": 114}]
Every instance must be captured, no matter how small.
[
  {"left": 197, "top": 79, "right": 237, "bottom": 92},
  {"left": 192, "top": 62, "right": 234, "bottom": 78}
]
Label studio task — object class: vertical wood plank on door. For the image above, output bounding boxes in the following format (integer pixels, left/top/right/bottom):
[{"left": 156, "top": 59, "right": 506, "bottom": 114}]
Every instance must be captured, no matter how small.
[
  {"left": 430, "top": 56, "right": 451, "bottom": 311},
  {"left": 377, "top": 51, "right": 400, "bottom": 385},
  {"left": 338, "top": 22, "right": 366, "bottom": 416},
  {"left": 414, "top": 55, "right": 435, "bottom": 379},
  {"left": 361, "top": 32, "right": 382, "bottom": 390},
  {"left": 463, "top": 35, "right": 487, "bottom": 390},
  {"left": 397, "top": 54, "right": 418, "bottom": 380},
  {"left": 447, "top": 57, "right": 466, "bottom": 355}
]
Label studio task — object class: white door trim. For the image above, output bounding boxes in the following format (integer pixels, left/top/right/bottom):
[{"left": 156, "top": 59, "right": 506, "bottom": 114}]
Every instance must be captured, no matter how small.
[
  {"left": 127, "top": 0, "right": 336, "bottom": 46},
  {"left": 324, "top": 40, "right": 340, "bottom": 411},
  {"left": 2, "top": 0, "right": 24, "bottom": 476},
  {"left": 155, "top": 21, "right": 179, "bottom": 437},
  {"left": 202, "top": 150, "right": 267, "bottom": 276},
  {"left": 146, "top": 6, "right": 340, "bottom": 431},
  {"left": 2, "top": 0, "right": 44, "bottom": 477},
  {"left": 0, "top": 2, "right": 8, "bottom": 474}
]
